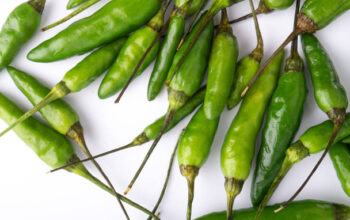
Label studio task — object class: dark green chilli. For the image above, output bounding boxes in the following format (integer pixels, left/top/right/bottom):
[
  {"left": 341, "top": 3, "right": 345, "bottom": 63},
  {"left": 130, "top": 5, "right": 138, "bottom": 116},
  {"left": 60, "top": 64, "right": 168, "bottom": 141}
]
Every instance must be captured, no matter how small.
[
  {"left": 147, "top": 0, "right": 205, "bottom": 101},
  {"left": 251, "top": 40, "right": 307, "bottom": 206},
  {"left": 257, "top": 113, "right": 350, "bottom": 212},
  {"left": 0, "top": 38, "right": 126, "bottom": 137},
  {"left": 220, "top": 50, "right": 285, "bottom": 219},
  {"left": 0, "top": 93, "right": 159, "bottom": 219},
  {"left": 98, "top": 5, "right": 166, "bottom": 99},
  {"left": 27, "top": 0, "right": 162, "bottom": 62},
  {"left": 195, "top": 200, "right": 350, "bottom": 220},
  {"left": 329, "top": 143, "right": 350, "bottom": 197},
  {"left": 204, "top": 9, "right": 238, "bottom": 119},
  {"left": 67, "top": 0, "right": 88, "bottom": 9},
  {"left": 0, "top": 0, "right": 45, "bottom": 70},
  {"left": 343, "top": 137, "right": 350, "bottom": 144},
  {"left": 177, "top": 105, "right": 220, "bottom": 220}
]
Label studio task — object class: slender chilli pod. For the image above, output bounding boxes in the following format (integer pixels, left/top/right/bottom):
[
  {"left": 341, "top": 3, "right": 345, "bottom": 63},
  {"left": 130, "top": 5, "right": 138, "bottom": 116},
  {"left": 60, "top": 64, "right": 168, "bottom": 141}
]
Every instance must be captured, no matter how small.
[
  {"left": 27, "top": 0, "right": 162, "bottom": 62},
  {"left": 0, "top": 0, "right": 45, "bottom": 71},
  {"left": 229, "top": 0, "right": 295, "bottom": 24},
  {"left": 42, "top": 0, "right": 101, "bottom": 32},
  {"left": 278, "top": 33, "right": 349, "bottom": 210},
  {"left": 221, "top": 50, "right": 285, "bottom": 220},
  {"left": 195, "top": 200, "right": 350, "bottom": 220},
  {"left": 204, "top": 9, "right": 238, "bottom": 119},
  {"left": 252, "top": 0, "right": 307, "bottom": 216},
  {"left": 178, "top": 106, "right": 220, "bottom": 220},
  {"left": 227, "top": 0, "right": 264, "bottom": 109},
  {"left": 257, "top": 113, "right": 350, "bottom": 215},
  {"left": 165, "top": 0, "right": 244, "bottom": 85},
  {"left": 0, "top": 38, "right": 126, "bottom": 137},
  {"left": 67, "top": 0, "right": 88, "bottom": 9},
  {"left": 242, "top": 0, "right": 350, "bottom": 97},
  {"left": 329, "top": 143, "right": 350, "bottom": 198},
  {"left": 147, "top": 0, "right": 201, "bottom": 101},
  {"left": 124, "top": 13, "right": 214, "bottom": 195},
  {"left": 50, "top": 87, "right": 206, "bottom": 173},
  {"left": 0, "top": 93, "right": 159, "bottom": 219},
  {"left": 98, "top": 2, "right": 169, "bottom": 99},
  {"left": 7, "top": 66, "right": 129, "bottom": 218}
]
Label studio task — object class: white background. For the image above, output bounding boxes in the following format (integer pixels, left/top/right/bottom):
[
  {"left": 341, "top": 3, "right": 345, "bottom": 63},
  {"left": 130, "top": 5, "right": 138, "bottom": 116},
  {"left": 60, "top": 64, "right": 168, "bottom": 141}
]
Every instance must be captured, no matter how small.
[{"left": 0, "top": 0, "right": 349, "bottom": 219}]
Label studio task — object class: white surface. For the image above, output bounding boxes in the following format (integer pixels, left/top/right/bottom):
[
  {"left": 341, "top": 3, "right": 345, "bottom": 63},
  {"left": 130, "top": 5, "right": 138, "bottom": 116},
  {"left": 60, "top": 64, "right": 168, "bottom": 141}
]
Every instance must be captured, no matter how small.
[{"left": 0, "top": 0, "right": 349, "bottom": 219}]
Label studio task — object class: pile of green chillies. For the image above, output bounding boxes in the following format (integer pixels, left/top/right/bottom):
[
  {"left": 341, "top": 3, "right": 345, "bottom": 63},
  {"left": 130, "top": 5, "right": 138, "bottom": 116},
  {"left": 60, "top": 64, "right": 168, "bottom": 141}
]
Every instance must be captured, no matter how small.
[{"left": 0, "top": 0, "right": 350, "bottom": 219}]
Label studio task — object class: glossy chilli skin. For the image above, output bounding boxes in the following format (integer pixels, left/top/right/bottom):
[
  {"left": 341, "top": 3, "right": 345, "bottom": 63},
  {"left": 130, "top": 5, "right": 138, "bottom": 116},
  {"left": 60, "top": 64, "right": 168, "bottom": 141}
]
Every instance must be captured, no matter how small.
[
  {"left": 264, "top": 0, "right": 295, "bottom": 9},
  {"left": 147, "top": 0, "right": 195, "bottom": 101},
  {"left": 251, "top": 52, "right": 307, "bottom": 206},
  {"left": 301, "top": 34, "right": 348, "bottom": 115},
  {"left": 7, "top": 67, "right": 79, "bottom": 136},
  {"left": 257, "top": 114, "right": 350, "bottom": 209},
  {"left": 220, "top": 50, "right": 285, "bottom": 218},
  {"left": 98, "top": 6, "right": 165, "bottom": 99},
  {"left": 329, "top": 143, "right": 350, "bottom": 197},
  {"left": 300, "top": 0, "right": 350, "bottom": 30},
  {"left": 0, "top": 0, "right": 45, "bottom": 70},
  {"left": 168, "top": 12, "right": 214, "bottom": 110},
  {"left": 204, "top": 9, "right": 239, "bottom": 119},
  {"left": 67, "top": 0, "right": 87, "bottom": 9},
  {"left": 177, "top": 106, "right": 220, "bottom": 220},
  {"left": 195, "top": 200, "right": 350, "bottom": 220},
  {"left": 27, "top": 0, "right": 162, "bottom": 62}
]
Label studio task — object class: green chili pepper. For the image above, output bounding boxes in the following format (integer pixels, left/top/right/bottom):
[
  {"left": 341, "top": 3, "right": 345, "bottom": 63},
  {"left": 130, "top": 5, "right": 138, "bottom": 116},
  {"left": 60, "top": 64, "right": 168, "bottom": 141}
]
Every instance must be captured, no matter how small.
[
  {"left": 50, "top": 87, "right": 206, "bottom": 173},
  {"left": 229, "top": 0, "right": 294, "bottom": 24},
  {"left": 227, "top": 0, "right": 264, "bottom": 109},
  {"left": 342, "top": 137, "right": 350, "bottom": 144},
  {"left": 251, "top": 1, "right": 307, "bottom": 213},
  {"left": 67, "top": 0, "right": 87, "bottom": 9},
  {"left": 7, "top": 66, "right": 130, "bottom": 218},
  {"left": 257, "top": 113, "right": 350, "bottom": 214},
  {"left": 0, "top": 38, "right": 126, "bottom": 137},
  {"left": 278, "top": 33, "right": 349, "bottom": 209},
  {"left": 204, "top": 9, "right": 238, "bottom": 119},
  {"left": 221, "top": 50, "right": 285, "bottom": 220},
  {"left": 27, "top": 0, "right": 162, "bottom": 62},
  {"left": 242, "top": 0, "right": 350, "bottom": 99},
  {"left": 147, "top": 0, "right": 204, "bottom": 101},
  {"left": 329, "top": 143, "right": 350, "bottom": 197},
  {"left": 0, "top": 0, "right": 45, "bottom": 70},
  {"left": 0, "top": 93, "right": 159, "bottom": 219},
  {"left": 124, "top": 13, "right": 214, "bottom": 195},
  {"left": 165, "top": 0, "right": 244, "bottom": 86},
  {"left": 188, "top": 0, "right": 208, "bottom": 16},
  {"left": 42, "top": 0, "right": 101, "bottom": 32},
  {"left": 98, "top": 4, "right": 167, "bottom": 99},
  {"left": 177, "top": 105, "right": 220, "bottom": 220},
  {"left": 195, "top": 200, "right": 350, "bottom": 220}
]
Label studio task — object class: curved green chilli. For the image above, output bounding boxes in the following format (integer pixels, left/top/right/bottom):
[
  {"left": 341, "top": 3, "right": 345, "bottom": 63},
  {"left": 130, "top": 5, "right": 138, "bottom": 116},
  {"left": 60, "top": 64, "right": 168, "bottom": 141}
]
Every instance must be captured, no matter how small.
[
  {"left": 98, "top": 5, "right": 166, "bottom": 99},
  {"left": 188, "top": 0, "right": 208, "bottom": 16},
  {"left": 0, "top": 93, "right": 159, "bottom": 219},
  {"left": 67, "top": 0, "right": 87, "bottom": 9},
  {"left": 177, "top": 106, "right": 220, "bottom": 220},
  {"left": 251, "top": 39, "right": 307, "bottom": 206},
  {"left": 220, "top": 50, "right": 285, "bottom": 219},
  {"left": 27, "top": 0, "right": 162, "bottom": 62},
  {"left": 195, "top": 200, "right": 350, "bottom": 220},
  {"left": 204, "top": 9, "right": 238, "bottom": 119},
  {"left": 264, "top": 0, "right": 295, "bottom": 9},
  {"left": 7, "top": 66, "right": 130, "bottom": 217},
  {"left": 0, "top": 0, "right": 45, "bottom": 70},
  {"left": 0, "top": 38, "right": 126, "bottom": 137},
  {"left": 48, "top": 87, "right": 206, "bottom": 172},
  {"left": 147, "top": 0, "right": 205, "bottom": 101},
  {"left": 124, "top": 13, "right": 214, "bottom": 195},
  {"left": 257, "top": 113, "right": 350, "bottom": 212},
  {"left": 329, "top": 143, "right": 350, "bottom": 197}
]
